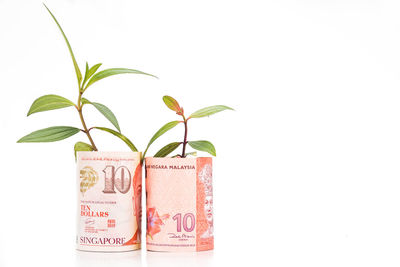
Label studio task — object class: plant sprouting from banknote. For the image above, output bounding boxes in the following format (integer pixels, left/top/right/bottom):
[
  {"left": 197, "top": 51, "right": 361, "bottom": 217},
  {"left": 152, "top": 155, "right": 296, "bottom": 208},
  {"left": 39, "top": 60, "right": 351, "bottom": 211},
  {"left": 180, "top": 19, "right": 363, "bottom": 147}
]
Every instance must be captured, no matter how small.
[
  {"left": 142, "top": 96, "right": 234, "bottom": 158},
  {"left": 17, "top": 4, "right": 156, "bottom": 156}
]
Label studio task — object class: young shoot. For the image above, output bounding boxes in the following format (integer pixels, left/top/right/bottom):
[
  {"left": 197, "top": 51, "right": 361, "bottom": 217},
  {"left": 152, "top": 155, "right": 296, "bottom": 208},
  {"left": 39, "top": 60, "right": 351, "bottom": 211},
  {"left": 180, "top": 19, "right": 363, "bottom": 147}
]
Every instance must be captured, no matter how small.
[
  {"left": 143, "top": 95, "right": 234, "bottom": 158},
  {"left": 17, "top": 4, "right": 156, "bottom": 157}
]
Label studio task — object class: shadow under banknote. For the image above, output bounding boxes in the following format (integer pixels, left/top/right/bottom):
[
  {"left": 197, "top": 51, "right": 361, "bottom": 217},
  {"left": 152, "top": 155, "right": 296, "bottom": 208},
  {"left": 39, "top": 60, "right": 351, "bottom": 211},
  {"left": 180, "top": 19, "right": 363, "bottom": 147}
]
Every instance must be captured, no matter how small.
[
  {"left": 76, "top": 250, "right": 142, "bottom": 267},
  {"left": 146, "top": 250, "right": 214, "bottom": 267}
]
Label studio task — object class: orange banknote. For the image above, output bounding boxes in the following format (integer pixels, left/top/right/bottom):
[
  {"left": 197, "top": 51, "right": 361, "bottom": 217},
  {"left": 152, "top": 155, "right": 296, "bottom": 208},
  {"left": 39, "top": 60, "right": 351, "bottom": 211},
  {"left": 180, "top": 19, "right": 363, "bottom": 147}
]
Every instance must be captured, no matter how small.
[
  {"left": 145, "top": 157, "right": 214, "bottom": 252},
  {"left": 76, "top": 151, "right": 142, "bottom": 252}
]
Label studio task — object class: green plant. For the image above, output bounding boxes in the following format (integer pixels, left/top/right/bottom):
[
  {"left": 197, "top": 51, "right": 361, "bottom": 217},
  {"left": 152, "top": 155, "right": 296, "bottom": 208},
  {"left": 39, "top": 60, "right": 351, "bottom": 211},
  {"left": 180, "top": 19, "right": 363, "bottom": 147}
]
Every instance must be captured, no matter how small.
[
  {"left": 142, "top": 96, "right": 234, "bottom": 158},
  {"left": 17, "top": 4, "right": 156, "bottom": 156}
]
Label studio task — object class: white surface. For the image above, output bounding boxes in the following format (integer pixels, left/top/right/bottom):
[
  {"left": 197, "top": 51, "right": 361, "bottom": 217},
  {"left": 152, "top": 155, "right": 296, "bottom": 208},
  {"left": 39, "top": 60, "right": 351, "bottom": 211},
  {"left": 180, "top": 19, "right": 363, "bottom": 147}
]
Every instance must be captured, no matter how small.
[{"left": 1, "top": 0, "right": 400, "bottom": 266}]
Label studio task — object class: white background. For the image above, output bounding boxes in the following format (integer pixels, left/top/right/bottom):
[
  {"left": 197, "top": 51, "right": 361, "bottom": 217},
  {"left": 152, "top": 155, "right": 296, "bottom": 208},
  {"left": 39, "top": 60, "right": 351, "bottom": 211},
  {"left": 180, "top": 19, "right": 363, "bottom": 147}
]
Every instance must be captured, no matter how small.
[{"left": 1, "top": 0, "right": 400, "bottom": 266}]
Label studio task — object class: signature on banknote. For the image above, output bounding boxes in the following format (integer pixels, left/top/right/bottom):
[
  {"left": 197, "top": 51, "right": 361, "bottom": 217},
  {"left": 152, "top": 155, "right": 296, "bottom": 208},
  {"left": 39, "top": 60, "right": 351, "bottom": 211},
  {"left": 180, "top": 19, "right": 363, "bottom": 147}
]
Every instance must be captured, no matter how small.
[
  {"left": 85, "top": 218, "right": 95, "bottom": 225},
  {"left": 168, "top": 233, "right": 195, "bottom": 240}
]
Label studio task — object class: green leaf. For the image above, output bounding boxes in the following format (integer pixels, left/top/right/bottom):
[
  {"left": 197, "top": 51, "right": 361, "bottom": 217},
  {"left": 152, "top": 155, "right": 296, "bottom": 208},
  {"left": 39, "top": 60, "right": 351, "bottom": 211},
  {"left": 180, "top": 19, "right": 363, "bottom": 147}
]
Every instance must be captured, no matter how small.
[
  {"left": 88, "top": 63, "right": 102, "bottom": 78},
  {"left": 27, "top": 94, "right": 75, "bottom": 116},
  {"left": 43, "top": 4, "right": 82, "bottom": 85},
  {"left": 143, "top": 121, "right": 181, "bottom": 157},
  {"left": 85, "top": 68, "right": 157, "bottom": 90},
  {"left": 82, "top": 98, "right": 120, "bottom": 132},
  {"left": 188, "top": 140, "right": 216, "bottom": 156},
  {"left": 154, "top": 142, "right": 182, "bottom": 157},
  {"left": 17, "top": 126, "right": 80, "bottom": 143},
  {"left": 88, "top": 63, "right": 102, "bottom": 79},
  {"left": 82, "top": 63, "right": 102, "bottom": 87},
  {"left": 162, "top": 95, "right": 181, "bottom": 112},
  {"left": 93, "top": 127, "right": 137, "bottom": 151},
  {"left": 83, "top": 62, "right": 89, "bottom": 86},
  {"left": 74, "top": 141, "right": 93, "bottom": 159},
  {"left": 189, "top": 105, "right": 234, "bottom": 118}
]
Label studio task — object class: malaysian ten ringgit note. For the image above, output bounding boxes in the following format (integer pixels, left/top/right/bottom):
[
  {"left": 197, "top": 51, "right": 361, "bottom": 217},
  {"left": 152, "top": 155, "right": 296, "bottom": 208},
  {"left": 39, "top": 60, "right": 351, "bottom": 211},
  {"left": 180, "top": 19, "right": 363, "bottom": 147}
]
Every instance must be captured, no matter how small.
[{"left": 146, "top": 157, "right": 214, "bottom": 251}]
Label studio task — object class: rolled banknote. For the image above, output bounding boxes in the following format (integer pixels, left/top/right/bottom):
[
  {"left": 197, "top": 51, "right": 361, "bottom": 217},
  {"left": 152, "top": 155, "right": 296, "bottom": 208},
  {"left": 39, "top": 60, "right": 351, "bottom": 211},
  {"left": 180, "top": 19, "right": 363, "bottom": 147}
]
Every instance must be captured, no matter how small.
[
  {"left": 76, "top": 151, "right": 142, "bottom": 252},
  {"left": 145, "top": 157, "right": 214, "bottom": 252}
]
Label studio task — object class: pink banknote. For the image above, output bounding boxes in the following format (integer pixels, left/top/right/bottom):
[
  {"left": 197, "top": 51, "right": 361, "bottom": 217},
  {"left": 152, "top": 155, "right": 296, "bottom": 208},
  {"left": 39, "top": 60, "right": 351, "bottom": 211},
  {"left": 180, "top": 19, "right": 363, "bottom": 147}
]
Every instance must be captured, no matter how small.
[
  {"left": 145, "top": 157, "right": 214, "bottom": 252},
  {"left": 76, "top": 151, "right": 142, "bottom": 252}
]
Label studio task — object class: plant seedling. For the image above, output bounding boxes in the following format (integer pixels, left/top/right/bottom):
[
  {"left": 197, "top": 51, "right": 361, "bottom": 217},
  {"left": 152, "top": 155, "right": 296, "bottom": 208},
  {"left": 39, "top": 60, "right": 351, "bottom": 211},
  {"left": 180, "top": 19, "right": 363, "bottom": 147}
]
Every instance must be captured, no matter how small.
[
  {"left": 142, "top": 96, "right": 234, "bottom": 158},
  {"left": 17, "top": 4, "right": 156, "bottom": 157}
]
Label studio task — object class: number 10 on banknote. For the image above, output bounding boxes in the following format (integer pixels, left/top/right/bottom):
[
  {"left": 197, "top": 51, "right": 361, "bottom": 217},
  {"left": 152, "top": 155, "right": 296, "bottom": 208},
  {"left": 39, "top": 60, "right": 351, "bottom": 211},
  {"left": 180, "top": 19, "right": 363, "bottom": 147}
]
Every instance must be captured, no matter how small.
[{"left": 145, "top": 157, "right": 214, "bottom": 252}]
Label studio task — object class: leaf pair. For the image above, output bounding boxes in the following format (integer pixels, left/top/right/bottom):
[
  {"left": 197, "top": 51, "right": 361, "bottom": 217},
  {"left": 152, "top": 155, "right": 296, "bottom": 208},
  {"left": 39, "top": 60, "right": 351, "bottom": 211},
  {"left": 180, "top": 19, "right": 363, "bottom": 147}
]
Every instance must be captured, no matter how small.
[
  {"left": 26, "top": 94, "right": 121, "bottom": 132},
  {"left": 145, "top": 95, "right": 234, "bottom": 158},
  {"left": 82, "top": 63, "right": 102, "bottom": 89},
  {"left": 44, "top": 4, "right": 156, "bottom": 91},
  {"left": 154, "top": 140, "right": 216, "bottom": 157}
]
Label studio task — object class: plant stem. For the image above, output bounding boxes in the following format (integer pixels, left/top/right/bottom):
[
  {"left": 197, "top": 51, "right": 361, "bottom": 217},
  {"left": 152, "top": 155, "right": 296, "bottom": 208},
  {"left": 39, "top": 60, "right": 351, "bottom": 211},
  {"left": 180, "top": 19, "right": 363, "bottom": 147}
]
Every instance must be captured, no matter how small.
[
  {"left": 181, "top": 117, "right": 188, "bottom": 157},
  {"left": 77, "top": 91, "right": 98, "bottom": 151}
]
